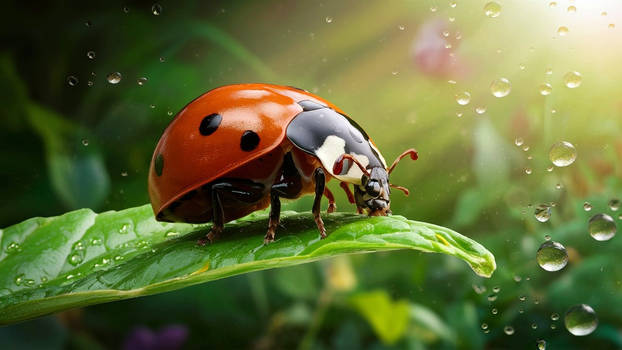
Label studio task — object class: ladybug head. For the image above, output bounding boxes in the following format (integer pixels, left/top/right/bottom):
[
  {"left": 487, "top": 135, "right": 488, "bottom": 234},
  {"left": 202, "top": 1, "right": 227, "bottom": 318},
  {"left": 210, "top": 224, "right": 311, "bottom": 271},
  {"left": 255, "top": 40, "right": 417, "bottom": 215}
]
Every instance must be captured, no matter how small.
[{"left": 333, "top": 149, "right": 418, "bottom": 216}]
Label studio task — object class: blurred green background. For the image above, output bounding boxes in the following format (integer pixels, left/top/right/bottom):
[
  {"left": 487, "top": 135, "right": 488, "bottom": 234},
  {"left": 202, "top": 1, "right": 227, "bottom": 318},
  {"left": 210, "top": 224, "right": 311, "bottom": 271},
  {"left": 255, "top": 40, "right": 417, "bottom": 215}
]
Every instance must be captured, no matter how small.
[{"left": 1, "top": 0, "right": 622, "bottom": 348}]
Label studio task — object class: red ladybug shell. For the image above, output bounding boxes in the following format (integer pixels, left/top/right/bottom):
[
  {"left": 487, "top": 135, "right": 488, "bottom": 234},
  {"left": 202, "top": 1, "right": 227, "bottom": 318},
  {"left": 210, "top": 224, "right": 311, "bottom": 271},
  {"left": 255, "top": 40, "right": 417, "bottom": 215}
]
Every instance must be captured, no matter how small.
[{"left": 148, "top": 84, "right": 344, "bottom": 221}]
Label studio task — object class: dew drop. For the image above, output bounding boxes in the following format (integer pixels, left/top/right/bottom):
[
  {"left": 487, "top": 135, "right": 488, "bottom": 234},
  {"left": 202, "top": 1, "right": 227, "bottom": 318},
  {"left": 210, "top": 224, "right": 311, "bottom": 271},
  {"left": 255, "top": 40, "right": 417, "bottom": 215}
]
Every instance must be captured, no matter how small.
[
  {"left": 583, "top": 202, "right": 592, "bottom": 211},
  {"left": 556, "top": 183, "right": 562, "bottom": 190},
  {"left": 487, "top": 294, "right": 498, "bottom": 301},
  {"left": 119, "top": 224, "right": 129, "bottom": 234},
  {"left": 491, "top": 308, "right": 498, "bottom": 315},
  {"left": 514, "top": 137, "right": 524, "bottom": 146},
  {"left": 455, "top": 91, "right": 471, "bottom": 105},
  {"left": 442, "top": 30, "right": 450, "bottom": 37},
  {"left": 588, "top": 213, "right": 616, "bottom": 241},
  {"left": 475, "top": 106, "right": 487, "bottom": 115},
  {"left": 91, "top": 238, "right": 102, "bottom": 245},
  {"left": 544, "top": 234, "right": 551, "bottom": 241},
  {"left": 325, "top": 16, "right": 333, "bottom": 23},
  {"left": 114, "top": 255, "right": 124, "bottom": 261},
  {"left": 492, "top": 286, "right": 500, "bottom": 293},
  {"left": 537, "top": 241, "right": 568, "bottom": 271},
  {"left": 449, "top": 1, "right": 457, "bottom": 8},
  {"left": 608, "top": 198, "right": 620, "bottom": 211},
  {"left": 484, "top": 2, "right": 501, "bottom": 18},
  {"left": 564, "top": 71, "right": 582, "bottom": 88},
  {"left": 565, "top": 304, "right": 598, "bottom": 336},
  {"left": 608, "top": 23, "right": 615, "bottom": 29},
  {"left": 532, "top": 323, "right": 539, "bottom": 330},
  {"left": 481, "top": 323, "right": 488, "bottom": 330},
  {"left": 490, "top": 78, "right": 511, "bottom": 97},
  {"left": 545, "top": 67, "right": 553, "bottom": 75},
  {"left": 601, "top": 11, "right": 608, "bottom": 16},
  {"left": 549, "top": 1, "right": 557, "bottom": 8},
  {"left": 68, "top": 253, "right": 84, "bottom": 266},
  {"left": 567, "top": 5, "right": 576, "bottom": 13},
  {"left": 159, "top": 57, "right": 166, "bottom": 63},
  {"left": 87, "top": 81, "right": 94, "bottom": 87},
  {"left": 448, "top": 16, "right": 456, "bottom": 22},
  {"left": 551, "top": 313, "right": 560, "bottom": 321},
  {"left": 519, "top": 63, "right": 525, "bottom": 70},
  {"left": 557, "top": 26, "right": 569, "bottom": 36},
  {"left": 430, "top": 5, "right": 438, "bottom": 12},
  {"left": 121, "top": 171, "right": 128, "bottom": 177},
  {"left": 519, "top": 295, "right": 527, "bottom": 301},
  {"left": 534, "top": 204, "right": 551, "bottom": 222},
  {"left": 5, "top": 242, "right": 22, "bottom": 253},
  {"left": 107, "top": 72, "right": 122, "bottom": 84},
  {"left": 14, "top": 274, "right": 25, "bottom": 286},
  {"left": 547, "top": 166, "right": 554, "bottom": 172},
  {"left": 525, "top": 168, "right": 532, "bottom": 175},
  {"left": 537, "top": 339, "right": 546, "bottom": 349},
  {"left": 549, "top": 141, "right": 577, "bottom": 167},
  {"left": 456, "top": 112, "right": 463, "bottom": 118},
  {"left": 165, "top": 231, "right": 180, "bottom": 237},
  {"left": 167, "top": 110, "right": 173, "bottom": 116},
  {"left": 66, "top": 75, "right": 79, "bottom": 87},
  {"left": 86, "top": 51, "right": 96, "bottom": 59},
  {"left": 539, "top": 83, "right": 552, "bottom": 95},
  {"left": 81, "top": 139, "right": 89, "bottom": 146},
  {"left": 504, "top": 326, "right": 515, "bottom": 335},
  {"left": 152, "top": 3, "right": 162, "bottom": 15},
  {"left": 398, "top": 25, "right": 405, "bottom": 31},
  {"left": 137, "top": 77, "right": 148, "bottom": 86},
  {"left": 85, "top": 20, "right": 92, "bottom": 27}
]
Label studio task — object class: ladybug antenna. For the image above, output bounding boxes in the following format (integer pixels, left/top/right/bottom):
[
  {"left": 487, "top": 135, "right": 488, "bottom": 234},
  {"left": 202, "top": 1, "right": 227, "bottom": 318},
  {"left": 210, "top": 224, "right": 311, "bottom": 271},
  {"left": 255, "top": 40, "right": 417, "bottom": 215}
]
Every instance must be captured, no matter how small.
[
  {"left": 333, "top": 154, "right": 370, "bottom": 177},
  {"left": 390, "top": 183, "right": 410, "bottom": 196},
  {"left": 388, "top": 148, "right": 418, "bottom": 174}
]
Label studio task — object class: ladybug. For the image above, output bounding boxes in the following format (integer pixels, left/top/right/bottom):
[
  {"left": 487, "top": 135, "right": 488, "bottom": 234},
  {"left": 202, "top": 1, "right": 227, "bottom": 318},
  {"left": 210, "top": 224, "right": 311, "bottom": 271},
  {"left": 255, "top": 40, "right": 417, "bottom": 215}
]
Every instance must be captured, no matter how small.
[{"left": 148, "top": 84, "right": 417, "bottom": 244}]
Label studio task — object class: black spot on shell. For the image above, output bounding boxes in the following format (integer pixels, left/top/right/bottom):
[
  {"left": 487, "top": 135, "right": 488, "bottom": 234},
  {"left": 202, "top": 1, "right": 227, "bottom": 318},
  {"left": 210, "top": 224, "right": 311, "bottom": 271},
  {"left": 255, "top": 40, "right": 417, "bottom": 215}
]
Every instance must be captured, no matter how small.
[
  {"left": 240, "top": 130, "right": 260, "bottom": 151},
  {"left": 298, "top": 100, "right": 326, "bottom": 112},
  {"left": 199, "top": 113, "right": 222, "bottom": 136},
  {"left": 287, "top": 85, "right": 309, "bottom": 93},
  {"left": 154, "top": 154, "right": 164, "bottom": 176}
]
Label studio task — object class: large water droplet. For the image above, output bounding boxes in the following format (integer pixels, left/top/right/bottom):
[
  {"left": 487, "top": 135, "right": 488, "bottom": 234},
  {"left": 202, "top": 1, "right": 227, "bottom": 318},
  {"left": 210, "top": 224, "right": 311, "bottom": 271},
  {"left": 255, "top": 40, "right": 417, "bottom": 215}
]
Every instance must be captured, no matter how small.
[
  {"left": 490, "top": 78, "right": 511, "bottom": 97},
  {"left": 455, "top": 91, "right": 471, "bottom": 105},
  {"left": 608, "top": 198, "right": 620, "bottom": 211},
  {"left": 565, "top": 304, "right": 598, "bottom": 336},
  {"left": 564, "top": 71, "right": 582, "bottom": 88},
  {"left": 152, "top": 3, "right": 162, "bottom": 15},
  {"left": 549, "top": 141, "right": 576, "bottom": 167},
  {"left": 107, "top": 72, "right": 122, "bottom": 84},
  {"left": 588, "top": 213, "right": 616, "bottom": 241},
  {"left": 539, "top": 83, "right": 552, "bottom": 95},
  {"left": 484, "top": 2, "right": 501, "bottom": 17},
  {"left": 537, "top": 241, "right": 568, "bottom": 271}
]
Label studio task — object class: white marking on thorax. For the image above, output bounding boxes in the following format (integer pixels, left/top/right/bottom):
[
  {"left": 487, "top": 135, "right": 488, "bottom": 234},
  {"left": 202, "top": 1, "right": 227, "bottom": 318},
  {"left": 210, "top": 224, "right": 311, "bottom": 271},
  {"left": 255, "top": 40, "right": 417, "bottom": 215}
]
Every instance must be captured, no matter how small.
[
  {"left": 368, "top": 141, "right": 387, "bottom": 168},
  {"left": 315, "top": 135, "right": 368, "bottom": 184}
]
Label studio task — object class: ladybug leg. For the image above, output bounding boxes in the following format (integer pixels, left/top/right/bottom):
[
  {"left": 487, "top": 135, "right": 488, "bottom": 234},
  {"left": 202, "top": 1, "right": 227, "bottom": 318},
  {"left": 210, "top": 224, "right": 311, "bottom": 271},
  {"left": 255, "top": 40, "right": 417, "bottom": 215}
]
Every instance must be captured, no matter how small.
[
  {"left": 265, "top": 191, "right": 280, "bottom": 244},
  {"left": 197, "top": 180, "right": 265, "bottom": 246},
  {"left": 324, "top": 188, "right": 336, "bottom": 213},
  {"left": 313, "top": 168, "right": 327, "bottom": 239}
]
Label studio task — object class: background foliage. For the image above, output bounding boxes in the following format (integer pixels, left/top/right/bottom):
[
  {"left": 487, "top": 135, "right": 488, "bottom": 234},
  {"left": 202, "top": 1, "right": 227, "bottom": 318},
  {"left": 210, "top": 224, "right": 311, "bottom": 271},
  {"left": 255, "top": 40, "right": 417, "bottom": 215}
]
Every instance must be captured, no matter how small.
[{"left": 1, "top": 0, "right": 621, "bottom": 348}]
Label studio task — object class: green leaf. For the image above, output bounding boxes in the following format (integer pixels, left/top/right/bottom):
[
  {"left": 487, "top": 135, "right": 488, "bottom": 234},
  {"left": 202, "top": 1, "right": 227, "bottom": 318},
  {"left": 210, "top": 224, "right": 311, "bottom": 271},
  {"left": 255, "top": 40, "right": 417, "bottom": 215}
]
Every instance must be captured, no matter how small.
[
  {"left": 0, "top": 205, "right": 495, "bottom": 325},
  {"left": 350, "top": 290, "right": 410, "bottom": 345}
]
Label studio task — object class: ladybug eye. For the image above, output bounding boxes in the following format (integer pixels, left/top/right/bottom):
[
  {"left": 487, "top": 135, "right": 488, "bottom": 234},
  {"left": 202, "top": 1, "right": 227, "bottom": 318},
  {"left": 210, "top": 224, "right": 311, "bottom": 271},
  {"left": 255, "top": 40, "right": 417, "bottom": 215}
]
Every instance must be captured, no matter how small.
[{"left": 365, "top": 180, "right": 381, "bottom": 197}]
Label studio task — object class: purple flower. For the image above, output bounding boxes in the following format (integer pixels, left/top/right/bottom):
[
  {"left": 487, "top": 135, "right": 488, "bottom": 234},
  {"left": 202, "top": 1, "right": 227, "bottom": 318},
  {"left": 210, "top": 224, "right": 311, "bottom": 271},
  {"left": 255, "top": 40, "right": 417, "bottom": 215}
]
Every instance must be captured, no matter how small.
[{"left": 123, "top": 325, "right": 188, "bottom": 350}]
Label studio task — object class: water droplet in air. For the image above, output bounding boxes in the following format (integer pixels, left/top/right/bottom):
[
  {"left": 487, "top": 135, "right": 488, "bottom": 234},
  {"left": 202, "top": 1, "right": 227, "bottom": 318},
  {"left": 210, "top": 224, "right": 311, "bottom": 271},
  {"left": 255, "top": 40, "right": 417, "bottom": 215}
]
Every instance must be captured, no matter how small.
[
  {"left": 525, "top": 168, "right": 532, "bottom": 175},
  {"left": 515, "top": 137, "right": 524, "bottom": 146},
  {"left": 137, "top": 77, "right": 148, "bottom": 86},
  {"left": 87, "top": 81, "right": 93, "bottom": 87},
  {"left": 519, "top": 295, "right": 526, "bottom": 301},
  {"left": 492, "top": 286, "right": 500, "bottom": 293},
  {"left": 107, "top": 72, "right": 122, "bottom": 84},
  {"left": 167, "top": 110, "right": 173, "bottom": 116},
  {"left": 608, "top": 23, "right": 615, "bottom": 29},
  {"left": 86, "top": 51, "right": 96, "bottom": 59},
  {"left": 534, "top": 204, "right": 551, "bottom": 222},
  {"left": 539, "top": 83, "right": 552, "bottom": 95},
  {"left": 475, "top": 106, "right": 487, "bottom": 115},
  {"left": 519, "top": 63, "right": 525, "bottom": 70},
  {"left": 545, "top": 67, "right": 553, "bottom": 75},
  {"left": 448, "top": 79, "right": 457, "bottom": 84},
  {"left": 449, "top": 1, "right": 457, "bottom": 8},
  {"left": 66, "top": 75, "right": 79, "bottom": 87},
  {"left": 149, "top": 104, "right": 156, "bottom": 109},
  {"left": 398, "top": 25, "right": 405, "bottom": 30},
  {"left": 537, "top": 241, "right": 568, "bottom": 271},
  {"left": 481, "top": 323, "right": 488, "bottom": 330},
  {"left": 430, "top": 5, "right": 438, "bottom": 12},
  {"left": 549, "top": 1, "right": 557, "bottom": 8},
  {"left": 81, "top": 139, "right": 89, "bottom": 146},
  {"left": 537, "top": 339, "right": 546, "bottom": 349},
  {"left": 564, "top": 71, "right": 582, "bottom": 88},
  {"left": 549, "top": 141, "right": 576, "bottom": 167},
  {"left": 91, "top": 238, "right": 102, "bottom": 245},
  {"left": 152, "top": 3, "right": 162, "bottom": 15},
  {"left": 487, "top": 294, "right": 498, "bottom": 301},
  {"left": 484, "top": 2, "right": 501, "bottom": 17},
  {"left": 567, "top": 5, "right": 576, "bottom": 13},
  {"left": 448, "top": 16, "right": 456, "bottom": 22},
  {"left": 442, "top": 30, "right": 450, "bottom": 37},
  {"left": 456, "top": 112, "right": 463, "bottom": 118},
  {"left": 455, "top": 91, "right": 471, "bottom": 105},
  {"left": 544, "top": 234, "right": 551, "bottom": 241},
  {"left": 121, "top": 171, "right": 128, "bottom": 177},
  {"left": 504, "top": 326, "right": 515, "bottom": 335},
  {"left": 608, "top": 198, "right": 620, "bottom": 211},
  {"left": 551, "top": 313, "right": 560, "bottom": 321},
  {"left": 491, "top": 308, "right": 498, "bottom": 315},
  {"left": 565, "top": 304, "right": 598, "bottom": 336},
  {"left": 325, "top": 16, "right": 333, "bottom": 23},
  {"left": 85, "top": 20, "right": 92, "bottom": 27},
  {"left": 588, "top": 213, "right": 616, "bottom": 241},
  {"left": 490, "top": 78, "right": 511, "bottom": 97},
  {"left": 556, "top": 183, "right": 562, "bottom": 189},
  {"left": 557, "top": 26, "right": 569, "bottom": 36}
]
